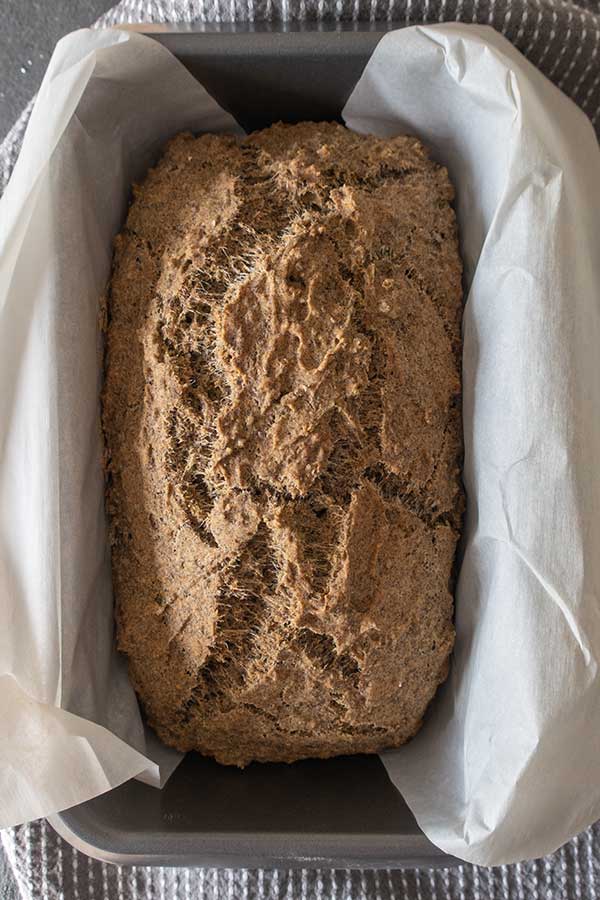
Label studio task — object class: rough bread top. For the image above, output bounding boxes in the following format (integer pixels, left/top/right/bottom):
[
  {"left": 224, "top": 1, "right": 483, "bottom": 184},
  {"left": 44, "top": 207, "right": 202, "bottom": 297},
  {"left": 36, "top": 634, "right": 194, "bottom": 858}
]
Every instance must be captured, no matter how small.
[{"left": 103, "top": 122, "right": 464, "bottom": 766}]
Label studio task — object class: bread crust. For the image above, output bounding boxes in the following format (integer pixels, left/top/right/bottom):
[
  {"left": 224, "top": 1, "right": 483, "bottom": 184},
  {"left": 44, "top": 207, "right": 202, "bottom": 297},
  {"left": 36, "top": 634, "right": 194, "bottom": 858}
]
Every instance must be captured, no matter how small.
[{"left": 103, "top": 122, "right": 464, "bottom": 766}]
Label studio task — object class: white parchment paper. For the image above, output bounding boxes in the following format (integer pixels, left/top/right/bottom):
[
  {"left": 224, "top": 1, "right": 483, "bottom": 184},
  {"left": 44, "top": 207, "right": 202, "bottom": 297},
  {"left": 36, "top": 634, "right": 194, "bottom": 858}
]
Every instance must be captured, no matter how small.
[
  {"left": 1, "top": 22, "right": 599, "bottom": 866},
  {"left": 344, "top": 25, "right": 600, "bottom": 865},
  {"left": 0, "top": 26, "right": 241, "bottom": 829}
]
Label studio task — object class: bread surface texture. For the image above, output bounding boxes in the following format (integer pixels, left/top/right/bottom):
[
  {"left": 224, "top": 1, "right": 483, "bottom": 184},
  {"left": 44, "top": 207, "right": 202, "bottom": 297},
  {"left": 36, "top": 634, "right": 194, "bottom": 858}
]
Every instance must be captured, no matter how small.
[{"left": 103, "top": 121, "right": 464, "bottom": 766}]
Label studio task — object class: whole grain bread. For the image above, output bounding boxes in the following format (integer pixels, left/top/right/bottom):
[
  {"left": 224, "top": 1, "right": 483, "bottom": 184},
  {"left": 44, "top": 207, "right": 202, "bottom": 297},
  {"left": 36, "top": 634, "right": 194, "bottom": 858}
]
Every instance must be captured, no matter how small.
[{"left": 103, "top": 122, "right": 464, "bottom": 766}]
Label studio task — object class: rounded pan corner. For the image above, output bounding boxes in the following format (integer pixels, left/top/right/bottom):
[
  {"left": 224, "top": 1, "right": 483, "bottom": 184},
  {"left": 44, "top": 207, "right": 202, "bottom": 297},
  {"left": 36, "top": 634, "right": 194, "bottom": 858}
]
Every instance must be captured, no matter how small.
[{"left": 49, "top": 810, "right": 459, "bottom": 869}]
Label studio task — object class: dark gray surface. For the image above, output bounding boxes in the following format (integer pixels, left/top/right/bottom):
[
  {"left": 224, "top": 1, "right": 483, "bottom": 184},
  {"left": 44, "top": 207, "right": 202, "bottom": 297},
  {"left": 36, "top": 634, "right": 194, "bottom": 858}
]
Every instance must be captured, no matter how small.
[{"left": 0, "top": 0, "right": 115, "bottom": 143}]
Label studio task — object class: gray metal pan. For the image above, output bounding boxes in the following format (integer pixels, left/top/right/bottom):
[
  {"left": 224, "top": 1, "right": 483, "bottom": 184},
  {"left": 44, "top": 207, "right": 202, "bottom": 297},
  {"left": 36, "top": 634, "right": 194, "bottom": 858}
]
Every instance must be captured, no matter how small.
[
  {"left": 51, "top": 753, "right": 456, "bottom": 868},
  {"left": 50, "top": 23, "right": 458, "bottom": 869}
]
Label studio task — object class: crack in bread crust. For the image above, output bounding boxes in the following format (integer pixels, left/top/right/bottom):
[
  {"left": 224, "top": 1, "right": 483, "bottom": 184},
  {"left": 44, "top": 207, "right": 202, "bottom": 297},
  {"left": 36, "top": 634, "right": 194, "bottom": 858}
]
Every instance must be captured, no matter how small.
[{"left": 102, "top": 122, "right": 464, "bottom": 766}]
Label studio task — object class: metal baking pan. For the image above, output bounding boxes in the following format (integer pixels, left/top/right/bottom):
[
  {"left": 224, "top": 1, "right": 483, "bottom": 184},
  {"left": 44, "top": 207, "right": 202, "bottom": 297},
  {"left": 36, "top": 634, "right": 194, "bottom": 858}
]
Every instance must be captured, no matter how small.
[{"left": 50, "top": 23, "right": 458, "bottom": 869}]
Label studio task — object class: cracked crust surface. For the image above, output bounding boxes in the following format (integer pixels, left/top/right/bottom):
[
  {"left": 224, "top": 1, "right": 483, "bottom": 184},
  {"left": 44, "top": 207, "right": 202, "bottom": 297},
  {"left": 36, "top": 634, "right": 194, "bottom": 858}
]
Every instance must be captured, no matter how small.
[{"left": 103, "top": 122, "right": 464, "bottom": 766}]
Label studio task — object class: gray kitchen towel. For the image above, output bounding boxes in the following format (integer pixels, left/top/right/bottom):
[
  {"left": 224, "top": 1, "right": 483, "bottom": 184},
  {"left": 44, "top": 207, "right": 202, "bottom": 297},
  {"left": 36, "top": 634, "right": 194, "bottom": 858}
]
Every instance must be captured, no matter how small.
[
  {"left": 1, "top": 819, "right": 600, "bottom": 899},
  {"left": 2, "top": 0, "right": 600, "bottom": 898}
]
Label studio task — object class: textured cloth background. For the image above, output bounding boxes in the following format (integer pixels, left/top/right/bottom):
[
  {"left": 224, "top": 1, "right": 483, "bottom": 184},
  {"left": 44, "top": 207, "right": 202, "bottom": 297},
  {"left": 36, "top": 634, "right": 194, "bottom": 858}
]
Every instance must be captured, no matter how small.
[
  {"left": 2, "top": 0, "right": 600, "bottom": 897},
  {"left": 2, "top": 819, "right": 600, "bottom": 899}
]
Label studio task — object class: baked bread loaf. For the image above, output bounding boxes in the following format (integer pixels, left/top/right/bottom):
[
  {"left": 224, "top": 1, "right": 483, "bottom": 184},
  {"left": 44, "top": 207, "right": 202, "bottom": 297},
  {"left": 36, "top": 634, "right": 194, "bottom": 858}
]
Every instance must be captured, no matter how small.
[{"left": 103, "top": 122, "right": 464, "bottom": 766}]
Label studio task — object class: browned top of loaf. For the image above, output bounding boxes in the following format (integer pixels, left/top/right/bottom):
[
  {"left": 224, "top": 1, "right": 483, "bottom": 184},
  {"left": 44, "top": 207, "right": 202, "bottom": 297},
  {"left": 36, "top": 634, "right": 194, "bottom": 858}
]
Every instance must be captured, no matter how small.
[{"left": 103, "top": 121, "right": 464, "bottom": 766}]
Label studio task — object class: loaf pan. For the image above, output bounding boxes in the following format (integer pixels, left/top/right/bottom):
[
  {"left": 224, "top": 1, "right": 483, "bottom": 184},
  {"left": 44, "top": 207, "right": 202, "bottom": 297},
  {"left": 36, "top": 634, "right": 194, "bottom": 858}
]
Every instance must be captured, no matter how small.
[{"left": 50, "top": 23, "right": 457, "bottom": 870}]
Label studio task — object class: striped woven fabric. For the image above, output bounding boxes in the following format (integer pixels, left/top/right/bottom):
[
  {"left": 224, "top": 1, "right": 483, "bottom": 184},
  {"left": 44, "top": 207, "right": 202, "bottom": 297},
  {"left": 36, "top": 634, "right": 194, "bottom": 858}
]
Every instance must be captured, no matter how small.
[
  {"left": 1, "top": 0, "right": 600, "bottom": 897},
  {"left": 2, "top": 818, "right": 600, "bottom": 899}
]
